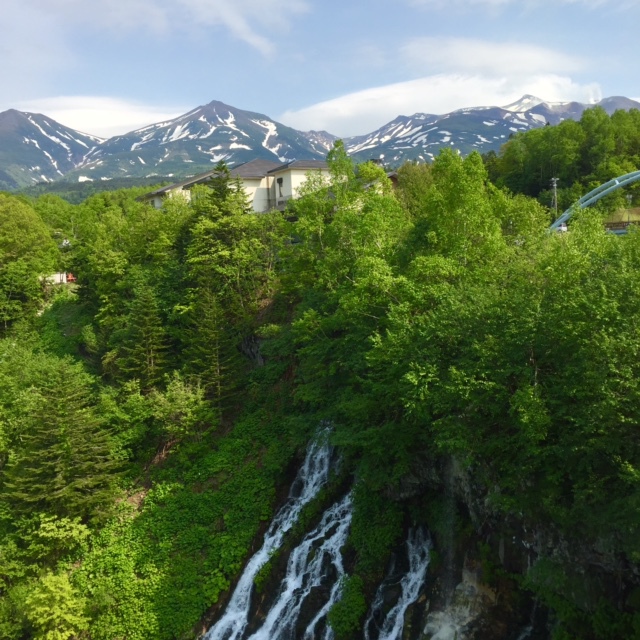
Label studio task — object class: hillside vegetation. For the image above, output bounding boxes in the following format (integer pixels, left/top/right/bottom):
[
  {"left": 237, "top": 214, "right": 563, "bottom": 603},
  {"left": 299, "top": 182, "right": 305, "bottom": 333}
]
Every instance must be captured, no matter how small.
[
  {"left": 0, "top": 130, "right": 639, "bottom": 639},
  {"left": 484, "top": 105, "right": 640, "bottom": 212}
]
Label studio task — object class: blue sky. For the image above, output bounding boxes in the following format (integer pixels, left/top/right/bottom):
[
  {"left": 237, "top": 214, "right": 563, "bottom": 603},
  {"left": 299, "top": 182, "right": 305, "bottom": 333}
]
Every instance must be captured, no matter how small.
[{"left": 2, "top": 0, "right": 639, "bottom": 138}]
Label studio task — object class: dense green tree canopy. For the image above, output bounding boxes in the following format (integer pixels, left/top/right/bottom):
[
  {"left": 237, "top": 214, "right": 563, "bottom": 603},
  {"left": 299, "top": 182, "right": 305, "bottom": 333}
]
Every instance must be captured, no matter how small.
[
  {"left": 0, "top": 194, "right": 58, "bottom": 329},
  {"left": 0, "top": 146, "right": 638, "bottom": 640},
  {"left": 488, "top": 106, "right": 640, "bottom": 212}
]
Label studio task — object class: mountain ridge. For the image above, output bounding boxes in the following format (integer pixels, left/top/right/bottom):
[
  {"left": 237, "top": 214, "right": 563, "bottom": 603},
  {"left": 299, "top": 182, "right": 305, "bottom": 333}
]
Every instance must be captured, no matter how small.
[
  {"left": 1, "top": 95, "right": 639, "bottom": 189},
  {"left": 345, "top": 95, "right": 640, "bottom": 164},
  {"left": 0, "top": 109, "right": 103, "bottom": 189}
]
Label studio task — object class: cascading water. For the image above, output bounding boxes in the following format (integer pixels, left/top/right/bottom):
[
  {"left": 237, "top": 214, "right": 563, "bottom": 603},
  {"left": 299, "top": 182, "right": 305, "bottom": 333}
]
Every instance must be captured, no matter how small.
[
  {"left": 364, "top": 527, "right": 432, "bottom": 640},
  {"left": 248, "top": 491, "right": 353, "bottom": 640},
  {"left": 206, "top": 433, "right": 433, "bottom": 640},
  {"left": 205, "top": 434, "right": 333, "bottom": 640},
  {"left": 516, "top": 626, "right": 533, "bottom": 640}
]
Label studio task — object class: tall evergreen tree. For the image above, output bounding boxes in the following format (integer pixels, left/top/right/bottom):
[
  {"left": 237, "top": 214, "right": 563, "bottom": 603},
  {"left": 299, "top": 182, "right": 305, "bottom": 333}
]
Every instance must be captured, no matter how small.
[
  {"left": 210, "top": 160, "right": 231, "bottom": 204},
  {"left": 182, "top": 288, "right": 241, "bottom": 410},
  {"left": 1, "top": 360, "right": 119, "bottom": 523},
  {"left": 117, "top": 284, "right": 168, "bottom": 390}
]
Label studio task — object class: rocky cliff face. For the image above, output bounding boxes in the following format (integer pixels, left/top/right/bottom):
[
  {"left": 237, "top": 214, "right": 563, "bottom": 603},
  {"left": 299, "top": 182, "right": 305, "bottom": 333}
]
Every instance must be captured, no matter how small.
[{"left": 388, "top": 455, "right": 640, "bottom": 640}]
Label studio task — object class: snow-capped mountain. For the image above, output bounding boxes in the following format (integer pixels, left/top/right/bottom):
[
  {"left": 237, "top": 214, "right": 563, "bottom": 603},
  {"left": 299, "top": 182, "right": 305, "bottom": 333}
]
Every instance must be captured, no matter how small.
[
  {"left": 345, "top": 95, "right": 640, "bottom": 164},
  {"left": 1, "top": 94, "right": 639, "bottom": 188},
  {"left": 345, "top": 103, "right": 547, "bottom": 164},
  {"left": 299, "top": 129, "right": 340, "bottom": 156},
  {"left": 0, "top": 110, "right": 103, "bottom": 189},
  {"left": 67, "top": 101, "right": 328, "bottom": 182}
]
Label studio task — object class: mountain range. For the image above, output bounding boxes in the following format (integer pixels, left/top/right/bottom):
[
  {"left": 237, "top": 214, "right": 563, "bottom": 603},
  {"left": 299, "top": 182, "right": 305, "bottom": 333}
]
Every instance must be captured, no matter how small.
[{"left": 1, "top": 95, "right": 639, "bottom": 190}]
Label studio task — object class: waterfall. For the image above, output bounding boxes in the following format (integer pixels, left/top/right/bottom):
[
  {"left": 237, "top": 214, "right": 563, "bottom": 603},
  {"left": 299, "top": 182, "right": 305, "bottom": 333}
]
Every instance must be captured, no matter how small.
[
  {"left": 205, "top": 434, "right": 333, "bottom": 640},
  {"left": 364, "top": 527, "right": 431, "bottom": 640},
  {"left": 248, "top": 491, "right": 353, "bottom": 640},
  {"left": 205, "top": 432, "right": 432, "bottom": 640},
  {"left": 515, "top": 626, "right": 533, "bottom": 640}
]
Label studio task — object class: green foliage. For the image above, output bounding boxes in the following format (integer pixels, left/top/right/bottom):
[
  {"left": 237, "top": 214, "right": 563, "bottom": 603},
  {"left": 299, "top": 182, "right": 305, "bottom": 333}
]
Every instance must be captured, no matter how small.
[
  {"left": 23, "top": 572, "right": 89, "bottom": 640},
  {"left": 35, "top": 287, "right": 96, "bottom": 363},
  {"left": 0, "top": 349, "right": 120, "bottom": 523},
  {"left": 489, "top": 105, "right": 640, "bottom": 212},
  {"left": 70, "top": 410, "right": 297, "bottom": 639},
  {"left": 0, "top": 193, "right": 59, "bottom": 329},
  {"left": 253, "top": 550, "right": 279, "bottom": 593},
  {"left": 147, "top": 371, "right": 217, "bottom": 443},
  {"left": 524, "top": 558, "right": 635, "bottom": 640},
  {"left": 186, "top": 192, "right": 285, "bottom": 327},
  {"left": 348, "top": 484, "right": 403, "bottom": 579},
  {"left": 395, "top": 160, "right": 434, "bottom": 228},
  {"left": 327, "top": 575, "right": 367, "bottom": 640},
  {"left": 20, "top": 177, "right": 174, "bottom": 205},
  {"left": 181, "top": 287, "right": 240, "bottom": 408},
  {"left": 116, "top": 282, "right": 169, "bottom": 389},
  {"left": 97, "top": 380, "right": 154, "bottom": 464},
  {"left": 2, "top": 142, "right": 640, "bottom": 640}
]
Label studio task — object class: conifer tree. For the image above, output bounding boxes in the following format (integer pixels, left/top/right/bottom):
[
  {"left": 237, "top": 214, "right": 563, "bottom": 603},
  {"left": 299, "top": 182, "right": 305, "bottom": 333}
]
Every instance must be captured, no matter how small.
[
  {"left": 117, "top": 284, "right": 168, "bottom": 390},
  {"left": 182, "top": 288, "right": 241, "bottom": 410},
  {"left": 210, "top": 160, "right": 231, "bottom": 205},
  {"left": 0, "top": 360, "right": 119, "bottom": 523}
]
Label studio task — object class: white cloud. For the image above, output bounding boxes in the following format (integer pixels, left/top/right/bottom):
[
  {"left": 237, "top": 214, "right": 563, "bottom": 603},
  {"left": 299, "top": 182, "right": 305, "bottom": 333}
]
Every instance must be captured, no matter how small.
[
  {"left": 279, "top": 74, "right": 602, "bottom": 137},
  {"left": 408, "top": 0, "right": 508, "bottom": 5},
  {"left": 0, "top": 0, "right": 310, "bottom": 112},
  {"left": 14, "top": 96, "right": 190, "bottom": 138},
  {"left": 280, "top": 36, "right": 600, "bottom": 136},
  {"left": 401, "top": 37, "right": 584, "bottom": 76},
  {"left": 26, "top": 0, "right": 310, "bottom": 55},
  {"left": 408, "top": 0, "right": 638, "bottom": 7},
  {"left": 179, "top": 0, "right": 309, "bottom": 55}
]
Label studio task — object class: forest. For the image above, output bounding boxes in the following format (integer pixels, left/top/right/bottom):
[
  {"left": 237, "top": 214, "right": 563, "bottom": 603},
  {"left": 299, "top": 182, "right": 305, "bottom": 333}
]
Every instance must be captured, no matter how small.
[{"left": 0, "top": 106, "right": 639, "bottom": 640}]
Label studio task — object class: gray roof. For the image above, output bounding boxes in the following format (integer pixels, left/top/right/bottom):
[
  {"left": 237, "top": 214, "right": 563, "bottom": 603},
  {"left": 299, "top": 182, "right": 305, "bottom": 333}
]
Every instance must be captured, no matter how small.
[
  {"left": 267, "top": 160, "right": 328, "bottom": 174},
  {"left": 230, "top": 159, "right": 281, "bottom": 179},
  {"left": 141, "top": 170, "right": 215, "bottom": 198}
]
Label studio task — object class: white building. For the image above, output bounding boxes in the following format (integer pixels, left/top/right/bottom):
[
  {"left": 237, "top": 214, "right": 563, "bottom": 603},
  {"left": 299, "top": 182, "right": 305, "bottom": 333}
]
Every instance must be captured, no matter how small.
[{"left": 141, "top": 159, "right": 330, "bottom": 213}]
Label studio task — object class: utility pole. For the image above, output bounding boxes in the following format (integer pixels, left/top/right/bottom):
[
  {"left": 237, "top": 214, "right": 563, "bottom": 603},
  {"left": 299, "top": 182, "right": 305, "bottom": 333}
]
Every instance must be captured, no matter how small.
[{"left": 551, "top": 177, "right": 559, "bottom": 217}]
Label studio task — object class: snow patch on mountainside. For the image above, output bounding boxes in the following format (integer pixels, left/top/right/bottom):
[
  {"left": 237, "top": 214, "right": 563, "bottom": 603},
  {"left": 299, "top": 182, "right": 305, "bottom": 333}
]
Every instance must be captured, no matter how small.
[
  {"left": 252, "top": 119, "right": 288, "bottom": 160},
  {"left": 502, "top": 95, "right": 545, "bottom": 112},
  {"left": 5, "top": 94, "right": 638, "bottom": 187}
]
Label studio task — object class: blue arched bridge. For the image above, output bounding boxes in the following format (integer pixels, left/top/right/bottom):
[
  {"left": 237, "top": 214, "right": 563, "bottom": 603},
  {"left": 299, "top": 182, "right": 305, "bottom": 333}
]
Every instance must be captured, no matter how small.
[{"left": 549, "top": 169, "right": 640, "bottom": 235}]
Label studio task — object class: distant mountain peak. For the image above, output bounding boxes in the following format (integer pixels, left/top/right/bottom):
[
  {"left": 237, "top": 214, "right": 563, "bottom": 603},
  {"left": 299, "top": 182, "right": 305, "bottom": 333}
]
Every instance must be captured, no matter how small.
[
  {"left": 64, "top": 101, "right": 329, "bottom": 183},
  {"left": 1, "top": 94, "right": 640, "bottom": 190},
  {"left": 0, "top": 110, "right": 102, "bottom": 189},
  {"left": 502, "top": 95, "right": 546, "bottom": 113},
  {"left": 345, "top": 94, "right": 640, "bottom": 165}
]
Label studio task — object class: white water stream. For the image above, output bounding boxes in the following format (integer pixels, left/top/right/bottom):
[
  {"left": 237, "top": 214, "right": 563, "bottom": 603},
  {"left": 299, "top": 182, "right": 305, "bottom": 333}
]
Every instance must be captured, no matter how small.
[
  {"left": 205, "top": 432, "right": 433, "bottom": 640},
  {"left": 364, "top": 527, "right": 432, "bottom": 640},
  {"left": 248, "top": 491, "right": 353, "bottom": 640},
  {"left": 205, "top": 435, "right": 333, "bottom": 640}
]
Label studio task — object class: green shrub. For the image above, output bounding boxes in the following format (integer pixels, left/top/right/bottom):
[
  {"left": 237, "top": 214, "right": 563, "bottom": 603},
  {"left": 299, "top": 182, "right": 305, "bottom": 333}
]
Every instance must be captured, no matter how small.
[{"left": 328, "top": 575, "right": 366, "bottom": 640}]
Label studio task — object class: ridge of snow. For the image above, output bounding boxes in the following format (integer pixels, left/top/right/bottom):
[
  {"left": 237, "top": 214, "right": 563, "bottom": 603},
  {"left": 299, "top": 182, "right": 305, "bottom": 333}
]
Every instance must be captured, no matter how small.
[
  {"left": 26, "top": 116, "right": 71, "bottom": 151},
  {"left": 251, "top": 119, "right": 283, "bottom": 157},
  {"left": 502, "top": 94, "right": 545, "bottom": 113}
]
